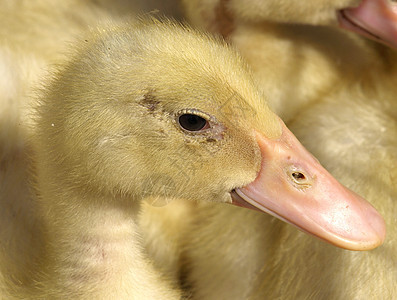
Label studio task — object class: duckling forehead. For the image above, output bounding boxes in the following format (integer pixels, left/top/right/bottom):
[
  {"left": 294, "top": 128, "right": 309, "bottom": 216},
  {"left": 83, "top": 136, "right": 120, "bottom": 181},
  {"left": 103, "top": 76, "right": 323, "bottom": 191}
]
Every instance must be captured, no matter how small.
[
  {"left": 91, "top": 21, "right": 282, "bottom": 139},
  {"left": 218, "top": 89, "right": 282, "bottom": 140},
  {"left": 252, "top": 106, "right": 282, "bottom": 139},
  {"left": 190, "top": 73, "right": 282, "bottom": 140},
  {"left": 150, "top": 77, "right": 281, "bottom": 140}
]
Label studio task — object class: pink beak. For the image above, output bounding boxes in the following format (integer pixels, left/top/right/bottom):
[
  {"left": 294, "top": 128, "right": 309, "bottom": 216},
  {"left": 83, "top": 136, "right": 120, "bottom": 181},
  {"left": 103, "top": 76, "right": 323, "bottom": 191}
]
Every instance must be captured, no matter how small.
[
  {"left": 232, "top": 121, "right": 386, "bottom": 251},
  {"left": 339, "top": 0, "right": 397, "bottom": 49}
]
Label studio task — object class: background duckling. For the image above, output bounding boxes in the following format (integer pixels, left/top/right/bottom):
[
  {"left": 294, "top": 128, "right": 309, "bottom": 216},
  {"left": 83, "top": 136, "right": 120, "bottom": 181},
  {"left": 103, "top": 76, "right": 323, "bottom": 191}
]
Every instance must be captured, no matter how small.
[
  {"left": 179, "top": 0, "right": 397, "bottom": 299},
  {"left": 182, "top": 0, "right": 397, "bottom": 47},
  {"left": 181, "top": 0, "right": 397, "bottom": 120},
  {"left": 2, "top": 12, "right": 383, "bottom": 298}
]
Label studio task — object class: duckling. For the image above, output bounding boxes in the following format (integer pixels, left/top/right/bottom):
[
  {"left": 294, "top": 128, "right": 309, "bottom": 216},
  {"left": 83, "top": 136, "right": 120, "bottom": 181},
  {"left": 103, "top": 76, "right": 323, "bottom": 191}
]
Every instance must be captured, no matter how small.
[
  {"left": 338, "top": 0, "right": 397, "bottom": 49},
  {"left": 0, "top": 14, "right": 386, "bottom": 298},
  {"left": 182, "top": 0, "right": 397, "bottom": 47},
  {"left": 179, "top": 1, "right": 397, "bottom": 299}
]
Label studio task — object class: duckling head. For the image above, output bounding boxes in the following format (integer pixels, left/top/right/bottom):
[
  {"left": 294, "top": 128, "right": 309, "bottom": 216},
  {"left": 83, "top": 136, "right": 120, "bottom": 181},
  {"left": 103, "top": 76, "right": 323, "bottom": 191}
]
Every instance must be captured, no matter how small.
[
  {"left": 222, "top": 0, "right": 397, "bottom": 48},
  {"left": 36, "top": 19, "right": 385, "bottom": 250},
  {"left": 339, "top": 0, "right": 397, "bottom": 48}
]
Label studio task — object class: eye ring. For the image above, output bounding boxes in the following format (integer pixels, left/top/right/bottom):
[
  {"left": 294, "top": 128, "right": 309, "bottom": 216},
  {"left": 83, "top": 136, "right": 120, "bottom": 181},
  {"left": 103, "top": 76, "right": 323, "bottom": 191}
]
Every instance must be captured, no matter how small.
[{"left": 177, "top": 110, "right": 210, "bottom": 132}]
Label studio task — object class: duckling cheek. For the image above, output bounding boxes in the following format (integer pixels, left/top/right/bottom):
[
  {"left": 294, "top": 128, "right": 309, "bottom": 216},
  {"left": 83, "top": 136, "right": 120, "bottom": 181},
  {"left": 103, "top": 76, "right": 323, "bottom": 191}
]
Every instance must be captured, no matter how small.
[{"left": 232, "top": 122, "right": 386, "bottom": 251}]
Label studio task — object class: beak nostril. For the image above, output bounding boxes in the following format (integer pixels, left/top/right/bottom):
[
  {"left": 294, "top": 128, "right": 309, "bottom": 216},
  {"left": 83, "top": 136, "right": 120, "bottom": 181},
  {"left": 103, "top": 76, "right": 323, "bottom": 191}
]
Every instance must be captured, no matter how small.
[
  {"left": 292, "top": 172, "right": 306, "bottom": 181},
  {"left": 287, "top": 168, "right": 312, "bottom": 188}
]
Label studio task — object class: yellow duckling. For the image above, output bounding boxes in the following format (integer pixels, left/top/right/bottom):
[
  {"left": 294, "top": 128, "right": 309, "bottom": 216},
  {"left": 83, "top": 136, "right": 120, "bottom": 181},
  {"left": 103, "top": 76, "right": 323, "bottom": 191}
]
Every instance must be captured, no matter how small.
[{"left": 0, "top": 12, "right": 385, "bottom": 299}]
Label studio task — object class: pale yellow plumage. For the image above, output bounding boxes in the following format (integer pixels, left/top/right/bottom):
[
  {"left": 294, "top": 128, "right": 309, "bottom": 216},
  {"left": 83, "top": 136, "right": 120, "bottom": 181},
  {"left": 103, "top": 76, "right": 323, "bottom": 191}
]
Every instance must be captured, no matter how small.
[
  {"left": 0, "top": 1, "right": 393, "bottom": 299},
  {"left": 0, "top": 2, "right": 285, "bottom": 298}
]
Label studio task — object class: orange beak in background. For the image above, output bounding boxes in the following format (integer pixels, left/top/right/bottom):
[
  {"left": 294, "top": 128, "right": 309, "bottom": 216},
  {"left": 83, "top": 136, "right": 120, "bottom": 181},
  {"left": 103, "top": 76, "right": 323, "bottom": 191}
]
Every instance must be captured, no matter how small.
[
  {"left": 231, "top": 120, "right": 386, "bottom": 251},
  {"left": 339, "top": 0, "right": 397, "bottom": 49}
]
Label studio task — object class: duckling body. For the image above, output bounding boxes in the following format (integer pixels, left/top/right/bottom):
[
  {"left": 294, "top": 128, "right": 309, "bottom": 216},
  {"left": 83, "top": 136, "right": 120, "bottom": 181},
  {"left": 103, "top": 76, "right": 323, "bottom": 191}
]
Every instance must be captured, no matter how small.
[{"left": 180, "top": 1, "right": 397, "bottom": 299}]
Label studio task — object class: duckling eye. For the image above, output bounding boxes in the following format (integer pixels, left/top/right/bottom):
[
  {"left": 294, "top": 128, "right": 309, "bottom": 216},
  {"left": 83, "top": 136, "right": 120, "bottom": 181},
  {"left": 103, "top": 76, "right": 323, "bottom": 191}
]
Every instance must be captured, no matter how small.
[{"left": 178, "top": 114, "right": 209, "bottom": 132}]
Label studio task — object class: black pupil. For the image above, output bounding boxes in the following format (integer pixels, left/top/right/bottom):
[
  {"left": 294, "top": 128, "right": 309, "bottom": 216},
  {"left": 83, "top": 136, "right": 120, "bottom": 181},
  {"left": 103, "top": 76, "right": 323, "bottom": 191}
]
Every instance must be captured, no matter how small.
[{"left": 179, "top": 114, "right": 207, "bottom": 131}]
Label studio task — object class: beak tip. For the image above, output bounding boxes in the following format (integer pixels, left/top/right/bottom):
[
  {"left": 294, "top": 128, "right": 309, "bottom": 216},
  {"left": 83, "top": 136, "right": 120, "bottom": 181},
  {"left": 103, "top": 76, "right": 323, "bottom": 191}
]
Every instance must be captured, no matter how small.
[
  {"left": 337, "top": 212, "right": 386, "bottom": 251},
  {"left": 372, "top": 214, "right": 387, "bottom": 247}
]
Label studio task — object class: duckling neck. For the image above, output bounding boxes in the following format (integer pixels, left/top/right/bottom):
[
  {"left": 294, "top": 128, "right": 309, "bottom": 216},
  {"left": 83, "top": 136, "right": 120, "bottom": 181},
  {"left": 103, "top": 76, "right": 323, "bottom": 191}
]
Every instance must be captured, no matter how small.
[
  {"left": 31, "top": 171, "right": 179, "bottom": 298},
  {"left": 36, "top": 182, "right": 142, "bottom": 293}
]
